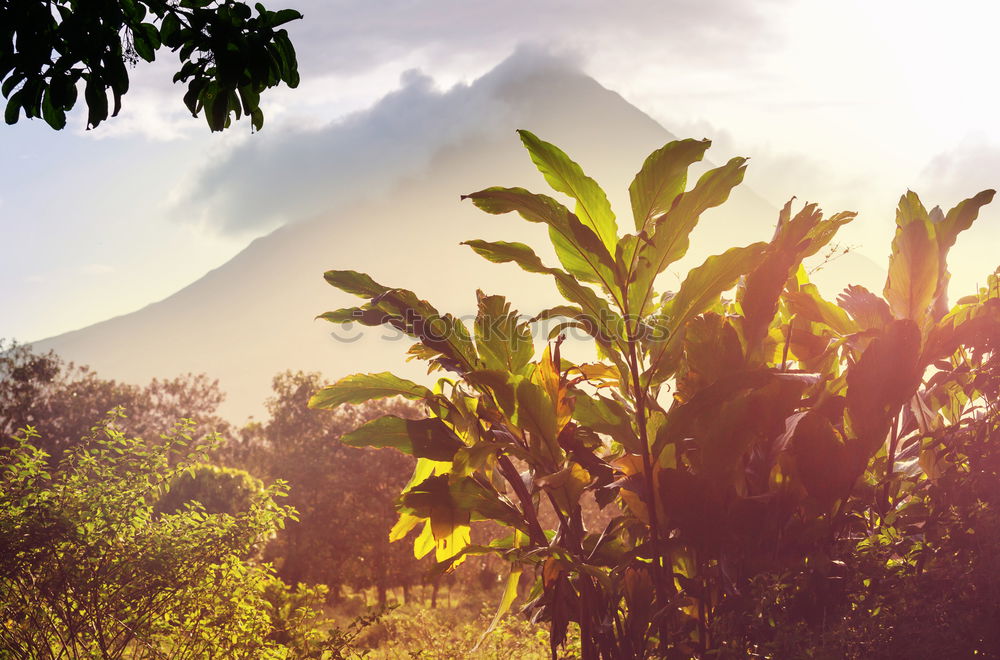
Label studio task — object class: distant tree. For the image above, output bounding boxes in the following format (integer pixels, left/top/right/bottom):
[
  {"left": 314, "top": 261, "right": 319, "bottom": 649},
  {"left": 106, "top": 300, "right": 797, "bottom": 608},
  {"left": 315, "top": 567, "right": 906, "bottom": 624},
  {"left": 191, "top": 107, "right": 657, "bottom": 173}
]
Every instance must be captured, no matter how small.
[
  {"left": 230, "top": 370, "right": 428, "bottom": 604},
  {"left": 0, "top": 340, "right": 229, "bottom": 460},
  {"left": 1, "top": 0, "right": 301, "bottom": 131},
  {"left": 0, "top": 414, "right": 295, "bottom": 658},
  {"left": 155, "top": 462, "right": 265, "bottom": 516}
]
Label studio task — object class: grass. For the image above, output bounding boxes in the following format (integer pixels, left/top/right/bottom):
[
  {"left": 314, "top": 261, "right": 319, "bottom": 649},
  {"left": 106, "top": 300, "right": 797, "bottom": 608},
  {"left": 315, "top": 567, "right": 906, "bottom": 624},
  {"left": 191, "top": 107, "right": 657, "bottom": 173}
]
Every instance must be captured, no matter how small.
[{"left": 326, "top": 583, "right": 581, "bottom": 659}]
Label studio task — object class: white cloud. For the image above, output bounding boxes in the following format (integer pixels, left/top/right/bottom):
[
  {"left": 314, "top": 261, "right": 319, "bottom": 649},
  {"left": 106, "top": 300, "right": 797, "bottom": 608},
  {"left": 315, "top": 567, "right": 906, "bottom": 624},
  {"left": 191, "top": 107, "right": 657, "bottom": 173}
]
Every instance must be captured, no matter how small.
[
  {"left": 71, "top": 0, "right": 786, "bottom": 141},
  {"left": 919, "top": 137, "right": 1000, "bottom": 207},
  {"left": 171, "top": 47, "right": 583, "bottom": 235}
]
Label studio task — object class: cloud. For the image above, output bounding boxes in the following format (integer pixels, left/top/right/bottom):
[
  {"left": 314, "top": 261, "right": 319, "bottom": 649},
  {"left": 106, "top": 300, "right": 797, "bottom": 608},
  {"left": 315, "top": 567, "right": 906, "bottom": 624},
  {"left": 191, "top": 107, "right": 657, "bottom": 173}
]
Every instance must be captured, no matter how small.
[
  {"left": 284, "top": 0, "right": 785, "bottom": 77},
  {"left": 919, "top": 137, "right": 1000, "bottom": 207},
  {"left": 75, "top": 0, "right": 786, "bottom": 140},
  {"left": 171, "top": 47, "right": 584, "bottom": 235}
]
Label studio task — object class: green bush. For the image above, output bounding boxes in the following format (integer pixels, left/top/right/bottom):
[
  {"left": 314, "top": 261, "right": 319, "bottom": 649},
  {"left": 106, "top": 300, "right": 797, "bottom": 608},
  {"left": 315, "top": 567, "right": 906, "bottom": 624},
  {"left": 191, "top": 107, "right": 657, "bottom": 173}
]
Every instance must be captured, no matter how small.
[{"left": 0, "top": 411, "right": 290, "bottom": 658}]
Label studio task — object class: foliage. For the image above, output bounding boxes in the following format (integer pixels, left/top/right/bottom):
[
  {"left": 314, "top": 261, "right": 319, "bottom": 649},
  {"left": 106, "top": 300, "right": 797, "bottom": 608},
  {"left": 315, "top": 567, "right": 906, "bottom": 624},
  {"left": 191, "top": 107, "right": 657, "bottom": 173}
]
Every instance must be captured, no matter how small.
[
  {"left": 262, "top": 578, "right": 390, "bottom": 659},
  {"left": 352, "top": 588, "right": 569, "bottom": 660},
  {"left": 312, "top": 129, "right": 1000, "bottom": 657},
  {"left": 230, "top": 370, "right": 429, "bottom": 602},
  {"left": 0, "top": 341, "right": 228, "bottom": 461},
  {"left": 0, "top": 412, "right": 294, "bottom": 658},
  {"left": 155, "top": 461, "right": 265, "bottom": 516},
  {"left": 0, "top": 0, "right": 301, "bottom": 131}
]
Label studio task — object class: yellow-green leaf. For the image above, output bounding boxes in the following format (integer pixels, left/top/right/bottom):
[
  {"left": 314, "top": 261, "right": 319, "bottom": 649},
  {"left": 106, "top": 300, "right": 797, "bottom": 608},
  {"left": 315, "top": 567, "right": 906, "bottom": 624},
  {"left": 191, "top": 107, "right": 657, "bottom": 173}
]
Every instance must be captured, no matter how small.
[
  {"left": 628, "top": 138, "right": 710, "bottom": 233},
  {"left": 308, "top": 372, "right": 433, "bottom": 409},
  {"left": 517, "top": 130, "right": 618, "bottom": 251}
]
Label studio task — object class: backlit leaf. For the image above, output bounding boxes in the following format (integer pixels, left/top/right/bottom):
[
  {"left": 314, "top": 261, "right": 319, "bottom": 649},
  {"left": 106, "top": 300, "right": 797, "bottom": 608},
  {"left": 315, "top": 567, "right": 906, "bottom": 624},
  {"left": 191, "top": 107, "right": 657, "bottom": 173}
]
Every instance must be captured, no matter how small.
[
  {"left": 884, "top": 195, "right": 939, "bottom": 324},
  {"left": 626, "top": 157, "right": 748, "bottom": 317},
  {"left": 646, "top": 243, "right": 767, "bottom": 384},
  {"left": 474, "top": 292, "right": 534, "bottom": 374},
  {"left": 517, "top": 130, "right": 618, "bottom": 251},
  {"left": 463, "top": 187, "right": 619, "bottom": 293},
  {"left": 308, "top": 372, "right": 433, "bottom": 409},
  {"left": 322, "top": 270, "right": 390, "bottom": 298},
  {"left": 629, "top": 138, "right": 710, "bottom": 233}
]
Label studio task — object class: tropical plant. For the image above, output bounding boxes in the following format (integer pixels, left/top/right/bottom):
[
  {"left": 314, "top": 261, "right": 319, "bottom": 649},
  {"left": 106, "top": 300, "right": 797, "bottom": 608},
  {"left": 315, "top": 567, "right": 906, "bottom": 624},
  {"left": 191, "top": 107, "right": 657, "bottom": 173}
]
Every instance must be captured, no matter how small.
[{"left": 310, "top": 130, "right": 998, "bottom": 658}]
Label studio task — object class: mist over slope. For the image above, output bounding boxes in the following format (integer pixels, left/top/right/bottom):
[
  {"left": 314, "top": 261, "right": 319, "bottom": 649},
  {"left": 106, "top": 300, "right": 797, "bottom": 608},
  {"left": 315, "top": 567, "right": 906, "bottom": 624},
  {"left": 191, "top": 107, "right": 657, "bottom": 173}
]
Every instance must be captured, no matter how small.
[{"left": 38, "top": 50, "right": 879, "bottom": 421}]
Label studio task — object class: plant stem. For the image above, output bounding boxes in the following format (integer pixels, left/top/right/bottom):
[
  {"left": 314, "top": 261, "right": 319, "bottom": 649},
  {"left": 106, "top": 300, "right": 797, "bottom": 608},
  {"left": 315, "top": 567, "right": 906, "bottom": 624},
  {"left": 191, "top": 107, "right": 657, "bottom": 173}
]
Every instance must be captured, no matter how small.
[
  {"left": 497, "top": 454, "right": 547, "bottom": 547},
  {"left": 625, "top": 331, "right": 670, "bottom": 650},
  {"left": 881, "top": 412, "right": 901, "bottom": 516}
]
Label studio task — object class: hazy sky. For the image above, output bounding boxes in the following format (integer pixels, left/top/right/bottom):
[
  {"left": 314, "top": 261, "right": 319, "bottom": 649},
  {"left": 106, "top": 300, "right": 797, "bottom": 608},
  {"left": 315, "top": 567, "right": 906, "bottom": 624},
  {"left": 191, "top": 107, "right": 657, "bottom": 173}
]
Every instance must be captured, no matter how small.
[{"left": 4, "top": 0, "right": 1000, "bottom": 342}]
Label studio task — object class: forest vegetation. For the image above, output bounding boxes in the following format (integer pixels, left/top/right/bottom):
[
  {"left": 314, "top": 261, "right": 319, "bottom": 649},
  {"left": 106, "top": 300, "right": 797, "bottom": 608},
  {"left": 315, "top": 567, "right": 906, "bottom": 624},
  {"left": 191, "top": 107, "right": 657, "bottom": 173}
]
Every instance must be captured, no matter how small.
[{"left": 2, "top": 132, "right": 1000, "bottom": 658}]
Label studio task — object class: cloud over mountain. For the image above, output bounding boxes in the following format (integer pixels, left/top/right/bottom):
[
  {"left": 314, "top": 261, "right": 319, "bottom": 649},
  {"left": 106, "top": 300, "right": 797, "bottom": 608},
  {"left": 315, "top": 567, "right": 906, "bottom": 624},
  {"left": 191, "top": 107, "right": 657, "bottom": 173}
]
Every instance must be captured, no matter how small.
[{"left": 175, "top": 48, "right": 581, "bottom": 235}]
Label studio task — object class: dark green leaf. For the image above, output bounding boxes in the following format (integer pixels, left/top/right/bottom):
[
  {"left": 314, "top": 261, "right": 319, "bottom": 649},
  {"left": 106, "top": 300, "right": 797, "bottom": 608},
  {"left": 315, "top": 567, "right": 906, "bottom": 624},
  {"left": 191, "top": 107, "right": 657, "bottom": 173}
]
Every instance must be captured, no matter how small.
[
  {"left": 341, "top": 416, "right": 463, "bottom": 461},
  {"left": 462, "top": 239, "right": 552, "bottom": 274},
  {"left": 323, "top": 270, "right": 391, "bottom": 298}
]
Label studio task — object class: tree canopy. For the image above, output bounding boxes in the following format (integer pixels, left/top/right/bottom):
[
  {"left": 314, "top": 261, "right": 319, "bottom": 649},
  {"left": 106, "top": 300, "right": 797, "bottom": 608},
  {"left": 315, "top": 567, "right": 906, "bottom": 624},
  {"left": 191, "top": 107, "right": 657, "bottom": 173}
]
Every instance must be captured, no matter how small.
[{"left": 0, "top": 0, "right": 302, "bottom": 131}]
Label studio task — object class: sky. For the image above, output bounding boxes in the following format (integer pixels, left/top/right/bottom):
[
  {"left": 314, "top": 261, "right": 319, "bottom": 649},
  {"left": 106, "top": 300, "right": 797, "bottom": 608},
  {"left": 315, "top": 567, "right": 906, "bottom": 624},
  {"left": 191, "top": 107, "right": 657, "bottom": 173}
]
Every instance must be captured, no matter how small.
[{"left": 4, "top": 0, "right": 1000, "bottom": 343}]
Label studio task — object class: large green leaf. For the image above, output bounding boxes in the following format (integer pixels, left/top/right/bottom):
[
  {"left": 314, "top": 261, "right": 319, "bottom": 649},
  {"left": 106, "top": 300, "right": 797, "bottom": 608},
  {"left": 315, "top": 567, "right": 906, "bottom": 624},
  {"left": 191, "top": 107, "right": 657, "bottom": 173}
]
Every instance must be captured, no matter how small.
[
  {"left": 517, "top": 130, "right": 618, "bottom": 251},
  {"left": 462, "top": 186, "right": 570, "bottom": 224},
  {"left": 474, "top": 292, "right": 534, "bottom": 374},
  {"left": 400, "top": 475, "right": 472, "bottom": 562},
  {"left": 462, "top": 239, "right": 551, "bottom": 274},
  {"left": 937, "top": 189, "right": 995, "bottom": 251},
  {"left": 463, "top": 187, "right": 619, "bottom": 295},
  {"left": 342, "top": 416, "right": 464, "bottom": 462},
  {"left": 884, "top": 213, "right": 939, "bottom": 324},
  {"left": 514, "top": 380, "right": 562, "bottom": 467},
  {"left": 363, "top": 287, "right": 481, "bottom": 374},
  {"left": 323, "top": 270, "right": 390, "bottom": 298},
  {"left": 929, "top": 189, "right": 995, "bottom": 318},
  {"left": 628, "top": 138, "right": 710, "bottom": 233},
  {"left": 784, "top": 284, "right": 856, "bottom": 336},
  {"left": 626, "top": 157, "right": 748, "bottom": 317},
  {"left": 308, "top": 372, "right": 433, "bottom": 409},
  {"left": 549, "top": 272, "right": 630, "bottom": 365},
  {"left": 645, "top": 243, "right": 767, "bottom": 384},
  {"left": 845, "top": 319, "right": 923, "bottom": 456},
  {"left": 474, "top": 566, "right": 523, "bottom": 651},
  {"left": 573, "top": 392, "right": 638, "bottom": 452}
]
